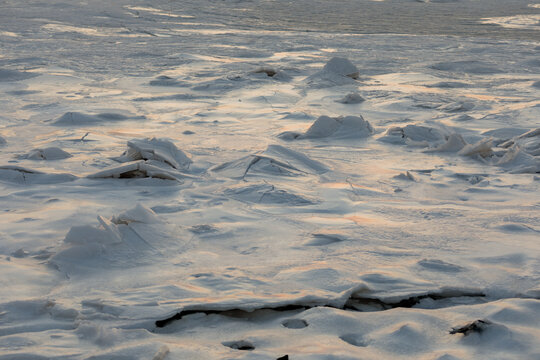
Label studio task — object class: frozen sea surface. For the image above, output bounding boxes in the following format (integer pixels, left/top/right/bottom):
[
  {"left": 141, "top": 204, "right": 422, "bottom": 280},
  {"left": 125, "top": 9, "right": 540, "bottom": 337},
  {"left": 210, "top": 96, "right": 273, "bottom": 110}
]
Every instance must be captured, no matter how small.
[{"left": 0, "top": 0, "right": 539, "bottom": 359}]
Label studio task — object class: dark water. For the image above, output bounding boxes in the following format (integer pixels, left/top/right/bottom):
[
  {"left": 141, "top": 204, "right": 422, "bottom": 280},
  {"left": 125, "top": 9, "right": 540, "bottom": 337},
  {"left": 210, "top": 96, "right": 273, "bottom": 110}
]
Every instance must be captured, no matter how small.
[{"left": 189, "top": 0, "right": 540, "bottom": 40}]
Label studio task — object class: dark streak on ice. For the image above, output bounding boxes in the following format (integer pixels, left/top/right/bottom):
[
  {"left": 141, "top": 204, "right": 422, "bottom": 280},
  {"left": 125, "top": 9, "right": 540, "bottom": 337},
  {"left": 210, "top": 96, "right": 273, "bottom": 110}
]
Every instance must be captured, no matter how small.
[
  {"left": 154, "top": 291, "right": 486, "bottom": 328},
  {"left": 450, "top": 319, "right": 492, "bottom": 335}
]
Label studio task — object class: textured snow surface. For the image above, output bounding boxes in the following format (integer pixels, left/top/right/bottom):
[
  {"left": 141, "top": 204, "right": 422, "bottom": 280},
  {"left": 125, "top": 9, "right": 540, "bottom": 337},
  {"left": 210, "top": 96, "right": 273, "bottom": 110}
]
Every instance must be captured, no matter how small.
[{"left": 0, "top": 0, "right": 539, "bottom": 359}]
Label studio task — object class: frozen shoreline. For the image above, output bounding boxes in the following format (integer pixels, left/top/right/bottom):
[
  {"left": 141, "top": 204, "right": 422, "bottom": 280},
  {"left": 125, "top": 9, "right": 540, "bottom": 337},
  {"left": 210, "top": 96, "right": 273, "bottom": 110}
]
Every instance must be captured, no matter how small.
[{"left": 1, "top": 0, "right": 539, "bottom": 359}]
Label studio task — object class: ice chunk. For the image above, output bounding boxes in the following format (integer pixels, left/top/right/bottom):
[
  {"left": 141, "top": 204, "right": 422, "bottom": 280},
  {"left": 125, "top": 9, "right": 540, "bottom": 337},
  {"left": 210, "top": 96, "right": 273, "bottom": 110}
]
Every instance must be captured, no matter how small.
[
  {"left": 87, "top": 160, "right": 192, "bottom": 181},
  {"left": 500, "top": 128, "right": 540, "bottom": 156},
  {"left": 280, "top": 115, "right": 373, "bottom": 140},
  {"left": 111, "top": 204, "right": 161, "bottom": 224},
  {"left": 304, "top": 57, "right": 359, "bottom": 88},
  {"left": 115, "top": 138, "right": 192, "bottom": 170},
  {"left": 336, "top": 92, "right": 365, "bottom": 104},
  {"left": 252, "top": 67, "right": 291, "bottom": 81},
  {"left": 458, "top": 138, "right": 493, "bottom": 158},
  {"left": 0, "top": 165, "right": 76, "bottom": 184},
  {"left": 322, "top": 57, "right": 359, "bottom": 79},
  {"left": 379, "top": 124, "right": 446, "bottom": 146},
  {"left": 212, "top": 145, "right": 327, "bottom": 179},
  {"left": 53, "top": 111, "right": 145, "bottom": 126},
  {"left": 496, "top": 145, "right": 540, "bottom": 173},
  {"left": 223, "top": 183, "right": 315, "bottom": 205},
  {"left": 21, "top": 147, "right": 72, "bottom": 160},
  {"left": 425, "top": 133, "right": 466, "bottom": 153}
]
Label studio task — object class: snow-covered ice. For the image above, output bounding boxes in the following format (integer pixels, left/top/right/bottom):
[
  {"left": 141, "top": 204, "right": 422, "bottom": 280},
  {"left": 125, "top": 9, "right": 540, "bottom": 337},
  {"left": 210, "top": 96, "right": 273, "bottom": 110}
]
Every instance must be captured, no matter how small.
[{"left": 0, "top": 0, "right": 539, "bottom": 359}]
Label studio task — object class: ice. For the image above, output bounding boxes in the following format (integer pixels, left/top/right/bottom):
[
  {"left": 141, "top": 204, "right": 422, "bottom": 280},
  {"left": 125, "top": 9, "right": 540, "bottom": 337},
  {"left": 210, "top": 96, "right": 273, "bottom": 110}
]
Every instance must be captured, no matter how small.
[
  {"left": 1, "top": 0, "right": 539, "bottom": 358},
  {"left": 496, "top": 145, "right": 540, "bottom": 173},
  {"left": 20, "top": 147, "right": 72, "bottom": 160},
  {"left": 213, "top": 144, "right": 328, "bottom": 178},
  {"left": 280, "top": 115, "right": 374, "bottom": 140},
  {"left": 336, "top": 92, "right": 365, "bottom": 104},
  {"left": 425, "top": 133, "right": 467, "bottom": 152},
  {"left": 114, "top": 138, "right": 192, "bottom": 170},
  {"left": 379, "top": 124, "right": 447, "bottom": 146},
  {"left": 322, "top": 57, "right": 360, "bottom": 79},
  {"left": 0, "top": 166, "right": 76, "bottom": 184},
  {"left": 458, "top": 138, "right": 493, "bottom": 159},
  {"left": 223, "top": 183, "right": 315, "bottom": 205},
  {"left": 304, "top": 57, "right": 359, "bottom": 88},
  {"left": 52, "top": 112, "right": 145, "bottom": 126},
  {"left": 87, "top": 161, "right": 192, "bottom": 182}
]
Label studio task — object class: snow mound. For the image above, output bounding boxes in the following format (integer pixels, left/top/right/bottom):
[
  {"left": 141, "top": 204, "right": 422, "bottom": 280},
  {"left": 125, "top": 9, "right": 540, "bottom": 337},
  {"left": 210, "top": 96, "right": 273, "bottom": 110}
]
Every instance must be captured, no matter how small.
[
  {"left": 223, "top": 183, "right": 315, "bottom": 205},
  {"left": 52, "top": 111, "right": 145, "bottom": 126},
  {"left": 279, "top": 115, "right": 373, "bottom": 140},
  {"left": 458, "top": 138, "right": 493, "bottom": 159},
  {"left": 323, "top": 57, "right": 360, "bottom": 79},
  {"left": 0, "top": 165, "right": 76, "bottom": 184},
  {"left": 20, "top": 147, "right": 72, "bottom": 160},
  {"left": 336, "top": 92, "right": 365, "bottom": 104},
  {"left": 431, "top": 61, "right": 502, "bottom": 74},
  {"left": 111, "top": 203, "right": 161, "bottom": 225},
  {"left": 252, "top": 67, "right": 291, "bottom": 81},
  {"left": 500, "top": 128, "right": 540, "bottom": 156},
  {"left": 115, "top": 138, "right": 192, "bottom": 170},
  {"left": 50, "top": 205, "right": 178, "bottom": 276},
  {"left": 495, "top": 145, "right": 540, "bottom": 173},
  {"left": 304, "top": 57, "right": 359, "bottom": 88},
  {"left": 425, "top": 133, "right": 467, "bottom": 153},
  {"left": 212, "top": 144, "right": 328, "bottom": 179},
  {"left": 87, "top": 160, "right": 192, "bottom": 182},
  {"left": 149, "top": 75, "right": 187, "bottom": 87},
  {"left": 379, "top": 124, "right": 446, "bottom": 147}
]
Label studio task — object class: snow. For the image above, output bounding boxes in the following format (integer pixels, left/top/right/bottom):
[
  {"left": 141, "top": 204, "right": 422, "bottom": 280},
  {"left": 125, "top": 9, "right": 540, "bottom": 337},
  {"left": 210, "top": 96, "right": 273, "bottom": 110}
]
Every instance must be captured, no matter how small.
[{"left": 0, "top": 0, "right": 539, "bottom": 358}]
